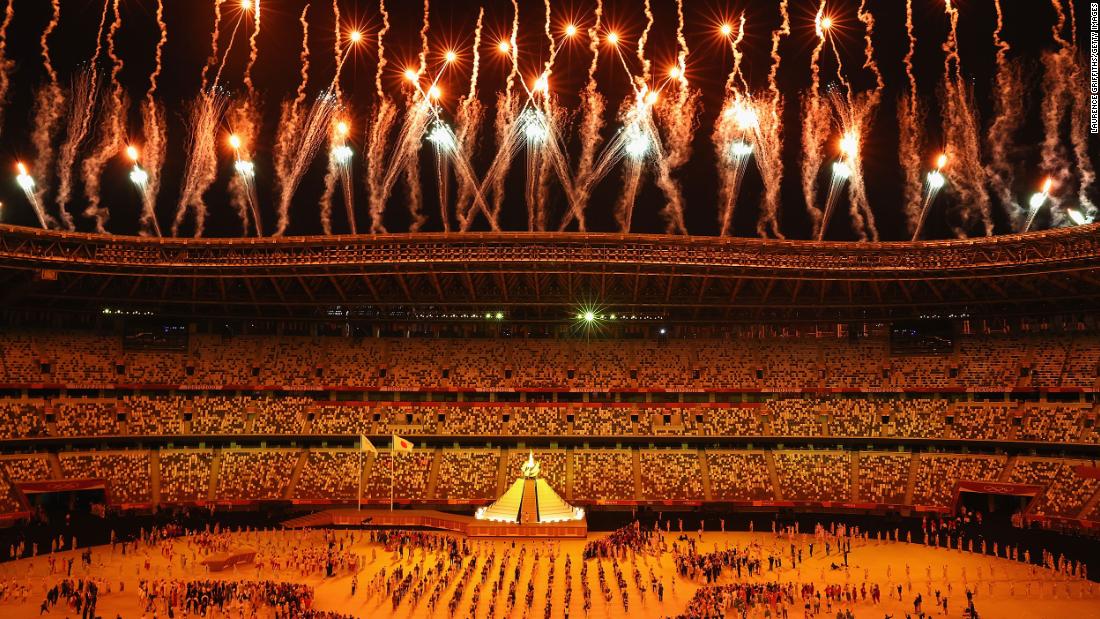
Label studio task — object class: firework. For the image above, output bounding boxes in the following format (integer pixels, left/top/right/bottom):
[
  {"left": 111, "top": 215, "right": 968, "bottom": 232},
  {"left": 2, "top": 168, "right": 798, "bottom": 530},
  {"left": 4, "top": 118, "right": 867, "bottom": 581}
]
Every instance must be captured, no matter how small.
[
  {"left": 172, "top": 91, "right": 229, "bottom": 237},
  {"left": 912, "top": 154, "right": 948, "bottom": 241},
  {"left": 14, "top": 163, "right": 51, "bottom": 229},
  {"left": 0, "top": 0, "right": 14, "bottom": 136},
  {"left": 82, "top": 0, "right": 126, "bottom": 233}
]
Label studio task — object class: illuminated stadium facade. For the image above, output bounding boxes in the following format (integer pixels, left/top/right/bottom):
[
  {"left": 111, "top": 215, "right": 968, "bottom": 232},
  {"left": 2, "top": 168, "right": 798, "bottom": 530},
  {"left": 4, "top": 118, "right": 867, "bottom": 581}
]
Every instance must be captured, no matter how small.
[{"left": 1, "top": 223, "right": 1099, "bottom": 323}]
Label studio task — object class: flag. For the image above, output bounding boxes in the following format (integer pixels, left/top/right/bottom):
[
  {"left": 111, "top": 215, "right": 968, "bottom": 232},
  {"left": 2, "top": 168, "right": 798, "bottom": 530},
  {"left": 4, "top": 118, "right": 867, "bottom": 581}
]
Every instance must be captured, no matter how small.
[
  {"left": 392, "top": 434, "right": 413, "bottom": 454},
  {"left": 360, "top": 435, "right": 376, "bottom": 453}
]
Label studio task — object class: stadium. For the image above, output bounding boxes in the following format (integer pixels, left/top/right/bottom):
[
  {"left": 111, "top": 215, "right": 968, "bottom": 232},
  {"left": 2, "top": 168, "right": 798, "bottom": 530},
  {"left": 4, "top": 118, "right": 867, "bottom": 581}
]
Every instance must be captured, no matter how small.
[
  {"left": 0, "top": 0, "right": 1097, "bottom": 616},
  {"left": 1, "top": 223, "right": 1099, "bottom": 617}
]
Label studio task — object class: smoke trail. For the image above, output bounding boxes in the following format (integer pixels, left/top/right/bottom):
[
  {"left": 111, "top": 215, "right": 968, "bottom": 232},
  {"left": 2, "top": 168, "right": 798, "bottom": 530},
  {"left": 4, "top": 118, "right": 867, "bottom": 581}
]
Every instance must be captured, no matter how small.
[
  {"left": 319, "top": 0, "right": 345, "bottom": 235},
  {"left": 202, "top": 0, "right": 227, "bottom": 91},
  {"left": 54, "top": 72, "right": 98, "bottom": 231},
  {"left": 82, "top": 0, "right": 126, "bottom": 232},
  {"left": 455, "top": 7, "right": 485, "bottom": 230},
  {"left": 898, "top": 0, "right": 924, "bottom": 233},
  {"left": 138, "top": 0, "right": 168, "bottom": 237},
  {"left": 0, "top": 0, "right": 15, "bottom": 135},
  {"left": 320, "top": 150, "right": 339, "bottom": 235},
  {"left": 755, "top": 0, "right": 790, "bottom": 239},
  {"left": 273, "top": 4, "right": 311, "bottom": 233},
  {"left": 984, "top": 0, "right": 1024, "bottom": 223},
  {"left": 275, "top": 93, "right": 339, "bottom": 235},
  {"left": 543, "top": 0, "right": 555, "bottom": 77},
  {"left": 30, "top": 0, "right": 65, "bottom": 228},
  {"left": 172, "top": 91, "right": 228, "bottom": 237},
  {"left": 857, "top": 1, "right": 884, "bottom": 98}
]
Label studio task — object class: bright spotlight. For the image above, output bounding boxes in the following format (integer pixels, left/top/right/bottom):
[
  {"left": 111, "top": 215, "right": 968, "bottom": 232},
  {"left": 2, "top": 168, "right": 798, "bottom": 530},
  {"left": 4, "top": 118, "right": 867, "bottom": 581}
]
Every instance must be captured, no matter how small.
[
  {"left": 624, "top": 126, "right": 650, "bottom": 159},
  {"left": 520, "top": 110, "right": 548, "bottom": 143},
  {"left": 336, "top": 121, "right": 350, "bottom": 137},
  {"left": 1028, "top": 192, "right": 1046, "bottom": 210},
  {"left": 403, "top": 69, "right": 418, "bottom": 82},
  {"left": 832, "top": 161, "right": 852, "bottom": 179},
  {"left": 126, "top": 145, "right": 140, "bottom": 162},
  {"left": 15, "top": 163, "right": 33, "bottom": 191},
  {"left": 130, "top": 167, "right": 149, "bottom": 186},
  {"left": 645, "top": 90, "right": 659, "bottom": 106},
  {"left": 606, "top": 32, "right": 619, "bottom": 45},
  {"left": 935, "top": 153, "right": 948, "bottom": 170},
  {"left": 426, "top": 123, "right": 456, "bottom": 151},
  {"left": 821, "top": 16, "right": 833, "bottom": 31},
  {"left": 839, "top": 133, "right": 858, "bottom": 158},
  {"left": 349, "top": 30, "right": 363, "bottom": 44},
  {"left": 720, "top": 23, "right": 733, "bottom": 37},
  {"left": 229, "top": 134, "right": 242, "bottom": 150},
  {"left": 428, "top": 85, "right": 442, "bottom": 99},
  {"left": 240, "top": 0, "right": 252, "bottom": 11},
  {"left": 234, "top": 159, "right": 255, "bottom": 177},
  {"left": 927, "top": 170, "right": 945, "bottom": 190},
  {"left": 444, "top": 50, "right": 457, "bottom": 63},
  {"left": 583, "top": 311, "right": 596, "bottom": 323},
  {"left": 332, "top": 145, "right": 353, "bottom": 164},
  {"left": 494, "top": 311, "right": 504, "bottom": 320},
  {"left": 730, "top": 141, "right": 753, "bottom": 159},
  {"left": 533, "top": 74, "right": 549, "bottom": 93},
  {"left": 668, "top": 66, "right": 682, "bottom": 79},
  {"left": 565, "top": 24, "right": 578, "bottom": 37},
  {"left": 497, "top": 40, "right": 511, "bottom": 54}
]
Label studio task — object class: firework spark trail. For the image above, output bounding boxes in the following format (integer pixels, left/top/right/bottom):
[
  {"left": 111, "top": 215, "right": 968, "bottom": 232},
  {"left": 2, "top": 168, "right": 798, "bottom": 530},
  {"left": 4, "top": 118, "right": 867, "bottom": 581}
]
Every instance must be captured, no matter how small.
[
  {"left": 715, "top": 17, "right": 751, "bottom": 237},
  {"left": 172, "top": 91, "right": 228, "bottom": 237},
  {"left": 396, "top": 0, "right": 433, "bottom": 232},
  {"left": 367, "top": 100, "right": 397, "bottom": 232},
  {"left": 1045, "top": 0, "right": 1097, "bottom": 215},
  {"left": 274, "top": 93, "right": 338, "bottom": 236},
  {"left": 366, "top": 0, "right": 395, "bottom": 232},
  {"left": 454, "top": 8, "right": 485, "bottom": 230},
  {"left": 54, "top": 71, "right": 98, "bottom": 231},
  {"left": 558, "top": 0, "right": 605, "bottom": 232},
  {"left": 202, "top": 0, "right": 227, "bottom": 91},
  {"left": 724, "top": 15, "right": 748, "bottom": 94},
  {"left": 898, "top": 0, "right": 924, "bottom": 232},
  {"left": 713, "top": 97, "right": 752, "bottom": 237},
  {"left": 638, "top": 0, "right": 653, "bottom": 85},
  {"left": 82, "top": 0, "right": 126, "bottom": 232},
  {"left": 30, "top": 0, "right": 65, "bottom": 228},
  {"left": 801, "top": 1, "right": 830, "bottom": 233},
  {"left": 836, "top": 5, "right": 881, "bottom": 242},
  {"left": 984, "top": 0, "right": 1024, "bottom": 223},
  {"left": 273, "top": 4, "right": 311, "bottom": 234},
  {"left": 0, "top": 0, "right": 15, "bottom": 136},
  {"left": 229, "top": 99, "right": 261, "bottom": 234},
  {"left": 138, "top": 0, "right": 168, "bottom": 237},
  {"left": 211, "top": 14, "right": 245, "bottom": 89},
  {"left": 486, "top": 0, "right": 521, "bottom": 228},
  {"left": 320, "top": 154, "right": 339, "bottom": 234},
  {"left": 244, "top": 0, "right": 261, "bottom": 94},
  {"left": 941, "top": 0, "right": 992, "bottom": 236},
  {"left": 651, "top": 0, "right": 695, "bottom": 234},
  {"left": 753, "top": 0, "right": 790, "bottom": 239}
]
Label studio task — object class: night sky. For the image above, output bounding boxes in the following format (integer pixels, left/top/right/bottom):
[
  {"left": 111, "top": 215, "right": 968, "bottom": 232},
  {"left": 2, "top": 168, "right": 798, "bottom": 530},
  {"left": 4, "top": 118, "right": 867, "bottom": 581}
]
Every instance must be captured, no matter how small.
[{"left": 0, "top": 0, "right": 1093, "bottom": 240}]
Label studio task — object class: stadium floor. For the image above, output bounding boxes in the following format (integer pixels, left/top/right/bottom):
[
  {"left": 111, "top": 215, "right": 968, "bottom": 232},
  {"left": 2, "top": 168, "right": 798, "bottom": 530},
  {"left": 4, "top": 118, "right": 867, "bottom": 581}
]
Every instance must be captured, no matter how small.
[{"left": 1, "top": 529, "right": 1098, "bottom": 618}]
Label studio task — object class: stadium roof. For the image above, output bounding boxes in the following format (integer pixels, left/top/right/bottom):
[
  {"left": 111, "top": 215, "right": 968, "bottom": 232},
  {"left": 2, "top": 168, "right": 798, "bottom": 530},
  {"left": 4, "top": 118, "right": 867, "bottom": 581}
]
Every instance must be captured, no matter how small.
[{"left": 0, "top": 224, "right": 1098, "bottom": 323}]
